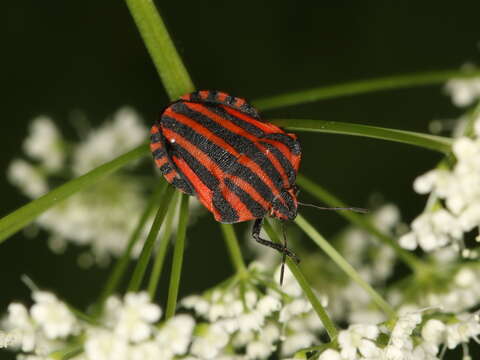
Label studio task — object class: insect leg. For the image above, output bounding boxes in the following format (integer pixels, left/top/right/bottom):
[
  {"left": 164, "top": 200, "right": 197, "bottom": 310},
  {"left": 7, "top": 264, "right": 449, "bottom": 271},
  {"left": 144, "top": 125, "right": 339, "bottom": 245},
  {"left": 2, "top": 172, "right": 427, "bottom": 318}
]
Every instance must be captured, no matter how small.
[{"left": 252, "top": 218, "right": 300, "bottom": 264}]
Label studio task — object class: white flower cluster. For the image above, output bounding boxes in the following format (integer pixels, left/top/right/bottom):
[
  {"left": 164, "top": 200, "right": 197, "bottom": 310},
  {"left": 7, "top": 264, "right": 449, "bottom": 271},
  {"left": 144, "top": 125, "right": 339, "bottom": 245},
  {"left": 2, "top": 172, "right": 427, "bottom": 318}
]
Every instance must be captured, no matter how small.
[
  {"left": 399, "top": 114, "right": 480, "bottom": 253},
  {"left": 319, "top": 310, "right": 480, "bottom": 360},
  {"left": 1, "top": 291, "right": 79, "bottom": 357},
  {"left": 389, "top": 263, "right": 480, "bottom": 314},
  {"left": 182, "top": 263, "right": 323, "bottom": 359},
  {"left": 7, "top": 109, "right": 157, "bottom": 265},
  {"left": 445, "top": 75, "right": 480, "bottom": 107},
  {"left": 1, "top": 291, "right": 196, "bottom": 360}
]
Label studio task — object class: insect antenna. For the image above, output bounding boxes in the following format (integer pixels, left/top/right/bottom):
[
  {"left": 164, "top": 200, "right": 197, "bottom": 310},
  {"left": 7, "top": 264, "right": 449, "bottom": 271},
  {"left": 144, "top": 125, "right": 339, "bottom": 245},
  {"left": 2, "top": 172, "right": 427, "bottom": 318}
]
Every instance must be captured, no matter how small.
[
  {"left": 297, "top": 201, "right": 369, "bottom": 214},
  {"left": 280, "top": 221, "right": 288, "bottom": 286}
]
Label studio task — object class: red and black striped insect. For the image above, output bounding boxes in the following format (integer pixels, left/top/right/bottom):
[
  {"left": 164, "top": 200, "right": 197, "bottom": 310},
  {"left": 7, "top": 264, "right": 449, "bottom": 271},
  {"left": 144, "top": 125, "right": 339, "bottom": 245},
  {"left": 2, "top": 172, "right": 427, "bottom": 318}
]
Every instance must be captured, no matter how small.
[{"left": 150, "top": 90, "right": 302, "bottom": 271}]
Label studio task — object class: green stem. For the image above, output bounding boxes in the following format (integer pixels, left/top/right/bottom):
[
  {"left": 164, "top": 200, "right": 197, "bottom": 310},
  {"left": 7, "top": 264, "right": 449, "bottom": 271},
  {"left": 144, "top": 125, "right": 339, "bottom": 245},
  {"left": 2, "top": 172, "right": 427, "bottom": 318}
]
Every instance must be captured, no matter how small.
[
  {"left": 49, "top": 344, "right": 83, "bottom": 360},
  {"left": 296, "top": 174, "right": 427, "bottom": 273},
  {"left": 272, "top": 119, "right": 452, "bottom": 153},
  {"left": 125, "top": 0, "right": 195, "bottom": 100},
  {"left": 263, "top": 220, "right": 338, "bottom": 340},
  {"left": 220, "top": 223, "right": 247, "bottom": 275},
  {"left": 128, "top": 185, "right": 175, "bottom": 292},
  {"left": 165, "top": 194, "right": 189, "bottom": 319},
  {"left": 295, "top": 214, "right": 396, "bottom": 318},
  {"left": 99, "top": 181, "right": 167, "bottom": 305},
  {"left": 253, "top": 68, "right": 480, "bottom": 110},
  {"left": 148, "top": 192, "right": 180, "bottom": 299},
  {"left": 0, "top": 143, "right": 149, "bottom": 244}
]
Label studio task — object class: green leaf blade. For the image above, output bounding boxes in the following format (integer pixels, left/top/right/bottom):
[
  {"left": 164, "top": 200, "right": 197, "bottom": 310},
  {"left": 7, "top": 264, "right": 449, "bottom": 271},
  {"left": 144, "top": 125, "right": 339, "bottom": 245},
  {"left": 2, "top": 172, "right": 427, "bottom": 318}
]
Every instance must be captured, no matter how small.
[
  {"left": 254, "top": 68, "right": 480, "bottom": 111},
  {"left": 125, "top": 0, "right": 195, "bottom": 100},
  {"left": 272, "top": 119, "right": 452, "bottom": 153}
]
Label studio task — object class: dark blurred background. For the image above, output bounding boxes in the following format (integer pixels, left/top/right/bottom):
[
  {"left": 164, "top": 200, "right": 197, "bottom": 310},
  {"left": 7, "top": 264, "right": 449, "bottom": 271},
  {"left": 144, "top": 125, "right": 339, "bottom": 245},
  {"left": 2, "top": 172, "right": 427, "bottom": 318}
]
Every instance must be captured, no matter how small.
[{"left": 1, "top": 0, "right": 479, "bottom": 356}]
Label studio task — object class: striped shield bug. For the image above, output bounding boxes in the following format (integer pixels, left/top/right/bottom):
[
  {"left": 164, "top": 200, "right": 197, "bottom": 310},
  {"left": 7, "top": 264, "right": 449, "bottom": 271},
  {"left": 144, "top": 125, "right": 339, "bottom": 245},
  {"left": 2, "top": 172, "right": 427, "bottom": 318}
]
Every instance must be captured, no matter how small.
[
  {"left": 150, "top": 90, "right": 301, "bottom": 274},
  {"left": 150, "top": 90, "right": 367, "bottom": 283}
]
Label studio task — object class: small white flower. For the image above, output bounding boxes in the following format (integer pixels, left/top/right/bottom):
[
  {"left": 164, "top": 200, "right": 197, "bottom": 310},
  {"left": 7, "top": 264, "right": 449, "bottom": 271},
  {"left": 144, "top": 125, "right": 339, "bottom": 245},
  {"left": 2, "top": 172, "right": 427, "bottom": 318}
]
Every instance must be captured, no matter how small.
[
  {"left": 237, "top": 311, "right": 265, "bottom": 332},
  {"left": 445, "top": 76, "right": 480, "bottom": 107},
  {"left": 282, "top": 331, "right": 316, "bottom": 356},
  {"left": 84, "top": 329, "right": 130, "bottom": 360},
  {"left": 338, "top": 324, "right": 379, "bottom": 360},
  {"left": 421, "top": 319, "right": 446, "bottom": 345},
  {"left": 5, "top": 303, "right": 36, "bottom": 352},
  {"left": 31, "top": 291, "right": 77, "bottom": 339},
  {"left": 445, "top": 313, "right": 480, "bottom": 349},
  {"left": 256, "top": 295, "right": 281, "bottom": 316},
  {"left": 23, "top": 116, "right": 64, "bottom": 171},
  {"left": 8, "top": 159, "right": 48, "bottom": 198},
  {"left": 130, "top": 340, "right": 167, "bottom": 360},
  {"left": 190, "top": 324, "right": 229, "bottom": 359},
  {"left": 279, "top": 299, "right": 311, "bottom": 322},
  {"left": 182, "top": 296, "right": 210, "bottom": 316},
  {"left": 318, "top": 349, "right": 342, "bottom": 360},
  {"left": 0, "top": 329, "right": 22, "bottom": 349},
  {"left": 113, "top": 292, "right": 161, "bottom": 343},
  {"left": 455, "top": 267, "right": 477, "bottom": 287},
  {"left": 246, "top": 340, "right": 274, "bottom": 359},
  {"left": 413, "top": 170, "right": 438, "bottom": 194},
  {"left": 156, "top": 314, "right": 195, "bottom": 355}
]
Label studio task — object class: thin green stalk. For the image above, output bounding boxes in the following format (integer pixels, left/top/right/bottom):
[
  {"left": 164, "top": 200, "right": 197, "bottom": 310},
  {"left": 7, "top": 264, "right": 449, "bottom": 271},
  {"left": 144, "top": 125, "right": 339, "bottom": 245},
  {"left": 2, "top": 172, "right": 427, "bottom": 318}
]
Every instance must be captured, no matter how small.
[
  {"left": 49, "top": 344, "right": 83, "bottom": 360},
  {"left": 165, "top": 194, "right": 189, "bottom": 319},
  {"left": 0, "top": 143, "right": 149, "bottom": 244},
  {"left": 99, "top": 180, "right": 167, "bottom": 304},
  {"left": 296, "top": 174, "right": 427, "bottom": 273},
  {"left": 263, "top": 220, "right": 338, "bottom": 340},
  {"left": 125, "top": 0, "right": 195, "bottom": 100},
  {"left": 128, "top": 186, "right": 175, "bottom": 292},
  {"left": 220, "top": 223, "right": 247, "bottom": 275},
  {"left": 148, "top": 192, "right": 180, "bottom": 299},
  {"left": 272, "top": 119, "right": 452, "bottom": 153},
  {"left": 253, "top": 68, "right": 480, "bottom": 111},
  {"left": 295, "top": 214, "right": 396, "bottom": 318}
]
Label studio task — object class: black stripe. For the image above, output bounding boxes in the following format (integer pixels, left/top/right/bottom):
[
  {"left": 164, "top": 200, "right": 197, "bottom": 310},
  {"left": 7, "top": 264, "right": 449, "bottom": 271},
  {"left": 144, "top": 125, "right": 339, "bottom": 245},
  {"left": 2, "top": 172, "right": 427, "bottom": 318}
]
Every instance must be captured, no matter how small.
[
  {"left": 260, "top": 141, "right": 296, "bottom": 186},
  {"left": 207, "top": 90, "right": 218, "bottom": 102},
  {"left": 172, "top": 145, "right": 219, "bottom": 190},
  {"left": 172, "top": 177, "right": 195, "bottom": 196},
  {"left": 224, "top": 178, "right": 266, "bottom": 218},
  {"left": 152, "top": 148, "right": 167, "bottom": 160},
  {"left": 238, "top": 103, "right": 261, "bottom": 120},
  {"left": 263, "top": 133, "right": 301, "bottom": 155},
  {"left": 212, "top": 190, "right": 239, "bottom": 223},
  {"left": 225, "top": 95, "right": 236, "bottom": 105},
  {"left": 209, "top": 104, "right": 265, "bottom": 138},
  {"left": 159, "top": 163, "right": 172, "bottom": 175},
  {"left": 276, "top": 189, "right": 297, "bottom": 220},
  {"left": 188, "top": 91, "right": 201, "bottom": 102},
  {"left": 172, "top": 102, "right": 285, "bottom": 192},
  {"left": 151, "top": 132, "right": 163, "bottom": 143},
  {"left": 161, "top": 115, "right": 290, "bottom": 219}
]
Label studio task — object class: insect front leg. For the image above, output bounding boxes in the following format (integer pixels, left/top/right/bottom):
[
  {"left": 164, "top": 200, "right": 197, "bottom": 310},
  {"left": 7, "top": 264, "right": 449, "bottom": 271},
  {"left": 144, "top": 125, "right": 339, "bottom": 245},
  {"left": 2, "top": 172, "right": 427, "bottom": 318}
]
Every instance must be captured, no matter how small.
[{"left": 252, "top": 218, "right": 300, "bottom": 264}]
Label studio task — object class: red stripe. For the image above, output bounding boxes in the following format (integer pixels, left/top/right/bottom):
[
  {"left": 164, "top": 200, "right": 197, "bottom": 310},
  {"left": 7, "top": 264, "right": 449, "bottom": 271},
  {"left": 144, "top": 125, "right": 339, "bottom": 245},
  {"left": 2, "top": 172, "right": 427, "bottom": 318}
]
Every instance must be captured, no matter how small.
[
  {"left": 217, "top": 92, "right": 228, "bottom": 102},
  {"left": 199, "top": 90, "right": 209, "bottom": 100},
  {"left": 150, "top": 142, "right": 162, "bottom": 151},
  {"left": 155, "top": 157, "right": 168, "bottom": 168},
  {"left": 171, "top": 155, "right": 222, "bottom": 220},
  {"left": 150, "top": 124, "right": 160, "bottom": 134}
]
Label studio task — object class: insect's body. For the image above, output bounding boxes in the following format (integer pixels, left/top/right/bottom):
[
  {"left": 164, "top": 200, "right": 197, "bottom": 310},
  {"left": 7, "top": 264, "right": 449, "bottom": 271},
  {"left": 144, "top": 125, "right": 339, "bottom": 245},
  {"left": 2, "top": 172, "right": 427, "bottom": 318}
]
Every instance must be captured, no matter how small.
[
  {"left": 151, "top": 90, "right": 301, "bottom": 222},
  {"left": 151, "top": 90, "right": 301, "bottom": 265}
]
